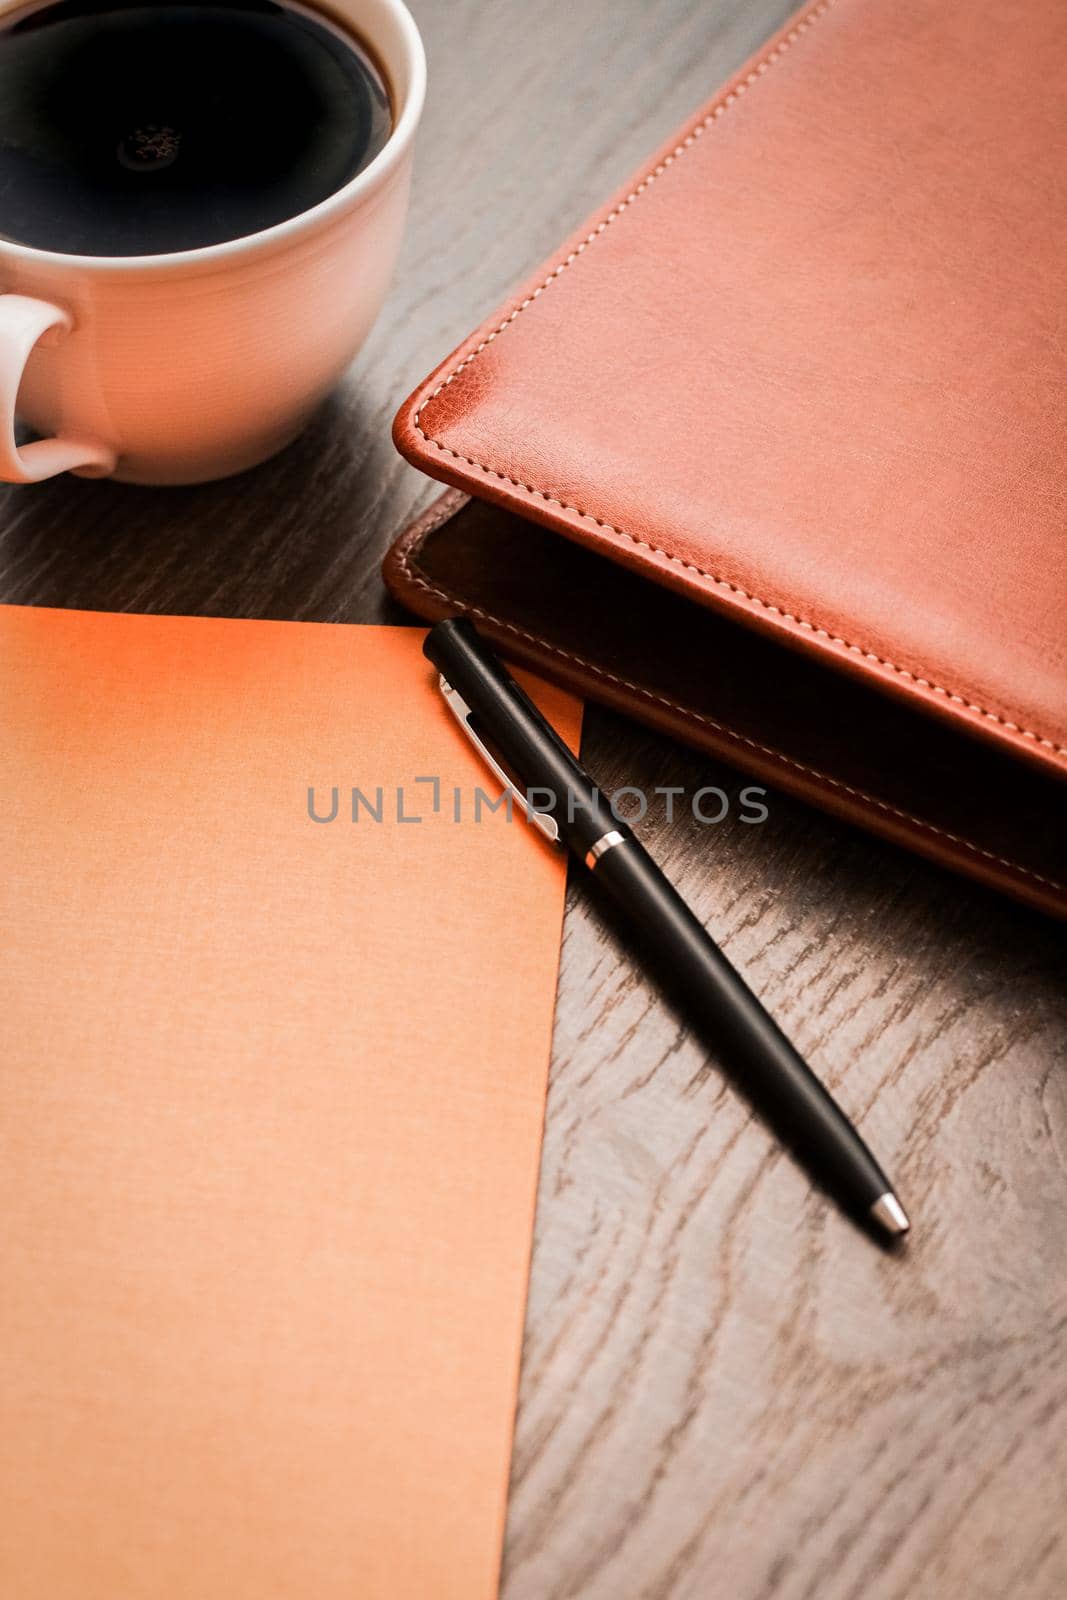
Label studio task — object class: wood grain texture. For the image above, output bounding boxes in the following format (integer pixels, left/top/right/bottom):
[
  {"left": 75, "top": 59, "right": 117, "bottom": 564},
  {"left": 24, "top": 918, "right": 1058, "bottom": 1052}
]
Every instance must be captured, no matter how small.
[{"left": 1, "top": 2, "right": 1065, "bottom": 1597}]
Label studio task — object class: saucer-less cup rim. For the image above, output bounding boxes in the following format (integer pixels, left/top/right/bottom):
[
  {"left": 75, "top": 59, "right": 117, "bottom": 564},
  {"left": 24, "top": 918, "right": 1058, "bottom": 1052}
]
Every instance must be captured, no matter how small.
[
  {"left": 0, "top": 0, "right": 426, "bottom": 483},
  {"left": 0, "top": 0, "right": 427, "bottom": 279}
]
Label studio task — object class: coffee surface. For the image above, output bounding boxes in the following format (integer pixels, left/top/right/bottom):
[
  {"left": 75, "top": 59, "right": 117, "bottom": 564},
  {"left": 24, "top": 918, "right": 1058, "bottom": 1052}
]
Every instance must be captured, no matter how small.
[{"left": 0, "top": 0, "right": 392, "bottom": 256}]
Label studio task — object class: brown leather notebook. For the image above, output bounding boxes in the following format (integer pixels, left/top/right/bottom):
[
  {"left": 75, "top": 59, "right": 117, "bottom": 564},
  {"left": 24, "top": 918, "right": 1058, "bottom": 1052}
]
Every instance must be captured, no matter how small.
[{"left": 386, "top": 0, "right": 1067, "bottom": 917}]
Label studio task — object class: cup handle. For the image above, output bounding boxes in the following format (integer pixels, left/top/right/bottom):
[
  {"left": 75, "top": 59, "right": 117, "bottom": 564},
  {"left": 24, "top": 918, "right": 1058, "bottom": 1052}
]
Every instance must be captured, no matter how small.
[{"left": 0, "top": 294, "right": 116, "bottom": 483}]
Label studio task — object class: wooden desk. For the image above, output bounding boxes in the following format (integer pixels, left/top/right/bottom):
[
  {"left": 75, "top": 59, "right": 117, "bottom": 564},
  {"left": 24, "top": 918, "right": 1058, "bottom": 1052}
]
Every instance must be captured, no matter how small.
[{"left": 2, "top": 2, "right": 1064, "bottom": 1595}]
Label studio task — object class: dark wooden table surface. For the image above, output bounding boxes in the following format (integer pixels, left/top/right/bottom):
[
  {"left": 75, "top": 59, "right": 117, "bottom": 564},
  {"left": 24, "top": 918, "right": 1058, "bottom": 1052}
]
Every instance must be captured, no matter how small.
[{"left": 3, "top": 1, "right": 1065, "bottom": 1596}]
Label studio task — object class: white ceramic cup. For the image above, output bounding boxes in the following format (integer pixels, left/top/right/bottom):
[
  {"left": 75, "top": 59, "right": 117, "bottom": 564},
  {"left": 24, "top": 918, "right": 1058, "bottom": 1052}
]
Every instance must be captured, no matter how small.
[{"left": 0, "top": 0, "right": 425, "bottom": 485}]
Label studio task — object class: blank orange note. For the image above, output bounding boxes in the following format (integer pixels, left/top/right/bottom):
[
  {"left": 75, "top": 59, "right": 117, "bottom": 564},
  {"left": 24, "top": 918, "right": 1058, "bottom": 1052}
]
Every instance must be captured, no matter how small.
[{"left": 0, "top": 605, "right": 580, "bottom": 1600}]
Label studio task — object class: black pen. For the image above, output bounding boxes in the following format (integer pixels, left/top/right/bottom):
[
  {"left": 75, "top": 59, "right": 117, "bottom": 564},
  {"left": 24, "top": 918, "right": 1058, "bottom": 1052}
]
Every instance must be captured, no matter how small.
[{"left": 425, "top": 617, "right": 910, "bottom": 1241}]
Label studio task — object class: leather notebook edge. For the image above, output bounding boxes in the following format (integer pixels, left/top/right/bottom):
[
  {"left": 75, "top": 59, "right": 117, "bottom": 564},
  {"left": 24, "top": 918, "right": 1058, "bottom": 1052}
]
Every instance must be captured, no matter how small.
[{"left": 383, "top": 489, "right": 1067, "bottom": 920}]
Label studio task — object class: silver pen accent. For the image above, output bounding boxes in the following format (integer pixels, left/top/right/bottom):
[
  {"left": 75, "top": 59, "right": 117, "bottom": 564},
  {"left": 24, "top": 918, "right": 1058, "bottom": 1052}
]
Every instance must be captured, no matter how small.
[
  {"left": 438, "top": 674, "right": 561, "bottom": 843},
  {"left": 585, "top": 830, "right": 626, "bottom": 870},
  {"left": 870, "top": 1193, "right": 910, "bottom": 1237}
]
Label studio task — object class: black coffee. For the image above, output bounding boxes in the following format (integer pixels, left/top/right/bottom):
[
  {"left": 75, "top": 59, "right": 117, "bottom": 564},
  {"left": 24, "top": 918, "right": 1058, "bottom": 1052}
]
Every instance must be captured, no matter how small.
[{"left": 0, "top": 0, "right": 392, "bottom": 255}]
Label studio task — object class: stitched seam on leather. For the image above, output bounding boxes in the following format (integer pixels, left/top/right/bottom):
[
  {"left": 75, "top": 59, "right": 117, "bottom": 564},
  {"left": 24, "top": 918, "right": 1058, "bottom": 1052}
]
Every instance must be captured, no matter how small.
[
  {"left": 410, "top": 0, "right": 1067, "bottom": 764},
  {"left": 395, "top": 531, "right": 1065, "bottom": 898}
]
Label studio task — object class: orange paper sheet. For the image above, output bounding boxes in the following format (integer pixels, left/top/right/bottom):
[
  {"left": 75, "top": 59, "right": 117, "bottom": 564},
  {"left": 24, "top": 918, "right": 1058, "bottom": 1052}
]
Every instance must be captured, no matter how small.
[{"left": 0, "top": 605, "right": 580, "bottom": 1600}]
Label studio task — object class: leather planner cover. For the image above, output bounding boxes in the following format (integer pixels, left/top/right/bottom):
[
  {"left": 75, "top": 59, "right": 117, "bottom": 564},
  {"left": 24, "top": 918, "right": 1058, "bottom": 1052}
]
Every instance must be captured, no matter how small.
[{"left": 387, "top": 0, "right": 1067, "bottom": 916}]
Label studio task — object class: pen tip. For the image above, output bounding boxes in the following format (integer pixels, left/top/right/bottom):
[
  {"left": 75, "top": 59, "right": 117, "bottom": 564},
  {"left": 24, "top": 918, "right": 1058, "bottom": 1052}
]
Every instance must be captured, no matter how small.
[{"left": 870, "top": 1192, "right": 910, "bottom": 1238}]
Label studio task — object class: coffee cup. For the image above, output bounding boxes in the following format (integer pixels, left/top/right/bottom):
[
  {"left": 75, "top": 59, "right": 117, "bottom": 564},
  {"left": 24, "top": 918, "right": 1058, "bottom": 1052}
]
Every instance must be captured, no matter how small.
[{"left": 0, "top": 0, "right": 425, "bottom": 485}]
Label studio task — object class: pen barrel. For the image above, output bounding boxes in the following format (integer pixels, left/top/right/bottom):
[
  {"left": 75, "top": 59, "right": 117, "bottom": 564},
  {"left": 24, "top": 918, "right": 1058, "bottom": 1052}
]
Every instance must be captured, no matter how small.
[
  {"left": 592, "top": 840, "right": 894, "bottom": 1217},
  {"left": 426, "top": 618, "right": 620, "bottom": 853}
]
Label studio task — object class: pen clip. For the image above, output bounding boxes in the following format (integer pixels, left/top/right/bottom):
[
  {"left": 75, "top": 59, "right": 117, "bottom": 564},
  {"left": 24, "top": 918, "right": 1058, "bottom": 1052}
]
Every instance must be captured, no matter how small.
[{"left": 438, "top": 675, "right": 560, "bottom": 844}]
